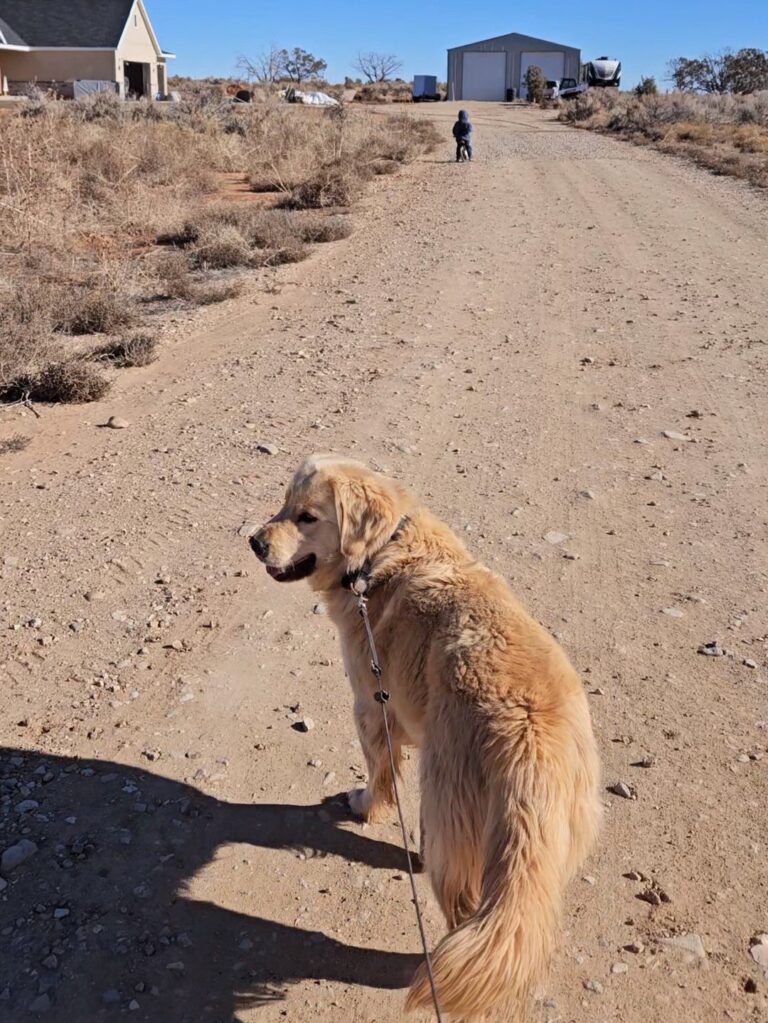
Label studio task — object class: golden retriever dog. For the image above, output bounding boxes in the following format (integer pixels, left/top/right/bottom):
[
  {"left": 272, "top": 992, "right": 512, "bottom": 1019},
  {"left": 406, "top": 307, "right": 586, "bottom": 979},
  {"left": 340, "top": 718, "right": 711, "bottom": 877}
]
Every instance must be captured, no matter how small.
[{"left": 250, "top": 454, "right": 600, "bottom": 1020}]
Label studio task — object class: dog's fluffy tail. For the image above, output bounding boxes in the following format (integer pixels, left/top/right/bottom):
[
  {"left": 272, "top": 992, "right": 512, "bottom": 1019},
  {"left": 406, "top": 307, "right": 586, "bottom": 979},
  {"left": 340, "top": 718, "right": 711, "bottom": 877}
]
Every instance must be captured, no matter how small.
[{"left": 406, "top": 761, "right": 579, "bottom": 1020}]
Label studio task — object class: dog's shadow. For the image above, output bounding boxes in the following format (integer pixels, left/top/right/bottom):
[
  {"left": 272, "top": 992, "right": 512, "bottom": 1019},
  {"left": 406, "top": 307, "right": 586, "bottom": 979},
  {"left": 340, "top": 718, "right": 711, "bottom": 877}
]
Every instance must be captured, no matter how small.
[{"left": 0, "top": 747, "right": 421, "bottom": 1020}]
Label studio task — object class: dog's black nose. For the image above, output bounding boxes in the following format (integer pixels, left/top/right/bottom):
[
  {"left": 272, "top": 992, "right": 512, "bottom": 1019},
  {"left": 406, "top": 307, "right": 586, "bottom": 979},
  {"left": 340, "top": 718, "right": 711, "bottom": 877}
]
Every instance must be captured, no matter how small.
[{"left": 250, "top": 534, "right": 269, "bottom": 561}]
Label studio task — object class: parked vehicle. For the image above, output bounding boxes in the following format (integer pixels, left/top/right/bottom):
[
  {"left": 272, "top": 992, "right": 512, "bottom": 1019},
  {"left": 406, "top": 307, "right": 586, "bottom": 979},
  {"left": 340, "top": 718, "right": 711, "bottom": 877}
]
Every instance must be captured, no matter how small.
[
  {"left": 585, "top": 57, "right": 621, "bottom": 88},
  {"left": 412, "top": 74, "right": 440, "bottom": 102},
  {"left": 558, "top": 77, "right": 588, "bottom": 100}
]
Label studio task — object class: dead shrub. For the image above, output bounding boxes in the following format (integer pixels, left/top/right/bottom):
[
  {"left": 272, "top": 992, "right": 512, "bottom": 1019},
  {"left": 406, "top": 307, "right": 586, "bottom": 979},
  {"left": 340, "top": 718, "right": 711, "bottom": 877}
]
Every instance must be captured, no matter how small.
[
  {"left": 27, "top": 360, "right": 111, "bottom": 404},
  {"left": 190, "top": 280, "right": 244, "bottom": 305},
  {"left": 155, "top": 251, "right": 196, "bottom": 298},
  {"left": 0, "top": 435, "right": 31, "bottom": 455},
  {"left": 190, "top": 224, "right": 253, "bottom": 268},
  {"left": 93, "top": 333, "right": 158, "bottom": 368},
  {"left": 287, "top": 161, "right": 370, "bottom": 209},
  {"left": 55, "top": 285, "right": 135, "bottom": 335},
  {"left": 296, "top": 213, "right": 353, "bottom": 243},
  {"left": 372, "top": 159, "right": 399, "bottom": 175}
]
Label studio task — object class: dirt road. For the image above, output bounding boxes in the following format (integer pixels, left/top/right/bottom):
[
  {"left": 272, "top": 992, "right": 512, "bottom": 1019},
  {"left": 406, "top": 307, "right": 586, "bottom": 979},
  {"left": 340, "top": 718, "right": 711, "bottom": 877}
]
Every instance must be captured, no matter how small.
[{"left": 1, "top": 104, "right": 767, "bottom": 1022}]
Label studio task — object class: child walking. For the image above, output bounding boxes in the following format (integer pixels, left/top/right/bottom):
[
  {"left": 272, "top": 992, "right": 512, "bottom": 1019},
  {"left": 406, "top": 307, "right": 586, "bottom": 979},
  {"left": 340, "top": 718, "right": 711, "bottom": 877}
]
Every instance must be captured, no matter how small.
[{"left": 452, "top": 109, "right": 473, "bottom": 161}]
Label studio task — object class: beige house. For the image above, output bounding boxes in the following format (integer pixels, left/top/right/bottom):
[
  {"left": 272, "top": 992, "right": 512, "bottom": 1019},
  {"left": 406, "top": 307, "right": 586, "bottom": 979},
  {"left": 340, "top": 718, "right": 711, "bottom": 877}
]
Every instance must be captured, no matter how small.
[{"left": 0, "top": 0, "right": 174, "bottom": 99}]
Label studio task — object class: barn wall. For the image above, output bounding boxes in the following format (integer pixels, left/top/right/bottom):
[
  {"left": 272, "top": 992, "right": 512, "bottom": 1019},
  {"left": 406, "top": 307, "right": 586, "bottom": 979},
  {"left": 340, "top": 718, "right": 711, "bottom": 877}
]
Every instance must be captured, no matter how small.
[{"left": 447, "top": 34, "right": 581, "bottom": 101}]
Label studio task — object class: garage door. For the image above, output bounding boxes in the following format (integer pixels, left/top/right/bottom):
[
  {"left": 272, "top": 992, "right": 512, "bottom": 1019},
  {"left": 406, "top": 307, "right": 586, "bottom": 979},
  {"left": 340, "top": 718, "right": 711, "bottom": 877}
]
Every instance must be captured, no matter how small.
[
  {"left": 462, "top": 51, "right": 506, "bottom": 101},
  {"left": 520, "top": 51, "right": 565, "bottom": 98}
]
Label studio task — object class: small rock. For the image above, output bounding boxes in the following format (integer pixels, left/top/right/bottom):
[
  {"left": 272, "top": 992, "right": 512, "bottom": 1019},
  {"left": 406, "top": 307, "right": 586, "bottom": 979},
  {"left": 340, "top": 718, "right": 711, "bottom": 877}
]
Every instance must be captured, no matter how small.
[
  {"left": 580, "top": 356, "right": 595, "bottom": 365},
  {"left": 583, "top": 979, "right": 603, "bottom": 994},
  {"left": 29, "top": 993, "right": 52, "bottom": 1013},
  {"left": 750, "top": 935, "right": 768, "bottom": 972},
  {"left": 579, "top": 489, "right": 596, "bottom": 500},
  {"left": 698, "top": 641, "right": 725, "bottom": 657},
  {"left": 608, "top": 781, "right": 636, "bottom": 800},
  {"left": 256, "top": 442, "right": 278, "bottom": 456},
  {"left": 662, "top": 430, "right": 689, "bottom": 441},
  {"left": 312, "top": 604, "right": 325, "bottom": 615},
  {"left": 106, "top": 416, "right": 129, "bottom": 430},
  {"left": 1, "top": 838, "right": 38, "bottom": 874},
  {"left": 53, "top": 908, "right": 69, "bottom": 920},
  {"left": 544, "top": 531, "right": 568, "bottom": 546},
  {"left": 41, "top": 955, "right": 58, "bottom": 970},
  {"left": 293, "top": 718, "right": 315, "bottom": 733},
  {"left": 633, "top": 756, "right": 655, "bottom": 769},
  {"left": 322, "top": 771, "right": 336, "bottom": 787},
  {"left": 743, "top": 658, "right": 757, "bottom": 669},
  {"left": 166, "top": 962, "right": 185, "bottom": 973},
  {"left": 611, "top": 962, "right": 628, "bottom": 975},
  {"left": 661, "top": 608, "right": 684, "bottom": 618},
  {"left": 625, "top": 941, "right": 644, "bottom": 954},
  {"left": 16, "top": 799, "right": 40, "bottom": 814},
  {"left": 129, "top": 1001, "right": 140, "bottom": 1011},
  {"left": 660, "top": 932, "right": 706, "bottom": 958}
]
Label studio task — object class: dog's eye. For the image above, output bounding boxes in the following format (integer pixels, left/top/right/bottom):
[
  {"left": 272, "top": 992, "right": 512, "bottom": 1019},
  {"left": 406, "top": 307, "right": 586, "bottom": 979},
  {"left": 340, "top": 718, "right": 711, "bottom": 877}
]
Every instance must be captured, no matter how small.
[{"left": 297, "top": 512, "right": 318, "bottom": 524}]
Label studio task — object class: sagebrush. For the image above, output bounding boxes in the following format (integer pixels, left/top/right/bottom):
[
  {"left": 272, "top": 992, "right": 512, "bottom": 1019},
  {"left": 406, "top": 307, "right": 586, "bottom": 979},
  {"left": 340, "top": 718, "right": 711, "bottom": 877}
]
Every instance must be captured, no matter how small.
[
  {"left": 560, "top": 90, "right": 768, "bottom": 188},
  {"left": 1, "top": 92, "right": 438, "bottom": 400}
]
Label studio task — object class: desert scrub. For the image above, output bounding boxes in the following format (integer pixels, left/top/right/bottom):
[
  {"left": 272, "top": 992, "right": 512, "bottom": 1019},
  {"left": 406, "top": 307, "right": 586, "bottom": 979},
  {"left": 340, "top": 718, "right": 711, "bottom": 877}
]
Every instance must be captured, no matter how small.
[
  {"left": 1, "top": 91, "right": 437, "bottom": 400},
  {"left": 559, "top": 90, "right": 768, "bottom": 188}
]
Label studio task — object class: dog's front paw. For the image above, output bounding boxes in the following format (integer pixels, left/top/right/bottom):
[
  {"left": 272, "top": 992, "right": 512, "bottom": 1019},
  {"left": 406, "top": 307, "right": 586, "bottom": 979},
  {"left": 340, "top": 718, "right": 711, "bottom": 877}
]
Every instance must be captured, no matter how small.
[{"left": 347, "top": 786, "right": 373, "bottom": 820}]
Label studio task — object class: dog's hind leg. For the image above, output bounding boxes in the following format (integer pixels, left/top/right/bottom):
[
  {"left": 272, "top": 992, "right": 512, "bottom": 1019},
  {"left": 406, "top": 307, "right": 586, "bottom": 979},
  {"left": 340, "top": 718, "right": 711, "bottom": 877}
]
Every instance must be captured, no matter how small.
[
  {"left": 348, "top": 696, "right": 403, "bottom": 823},
  {"left": 420, "top": 743, "right": 483, "bottom": 929}
]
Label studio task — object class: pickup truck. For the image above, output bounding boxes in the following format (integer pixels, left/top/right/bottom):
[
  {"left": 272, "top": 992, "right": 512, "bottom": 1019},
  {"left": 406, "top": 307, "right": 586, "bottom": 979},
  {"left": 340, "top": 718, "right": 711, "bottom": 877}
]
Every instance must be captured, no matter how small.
[{"left": 543, "top": 77, "right": 588, "bottom": 101}]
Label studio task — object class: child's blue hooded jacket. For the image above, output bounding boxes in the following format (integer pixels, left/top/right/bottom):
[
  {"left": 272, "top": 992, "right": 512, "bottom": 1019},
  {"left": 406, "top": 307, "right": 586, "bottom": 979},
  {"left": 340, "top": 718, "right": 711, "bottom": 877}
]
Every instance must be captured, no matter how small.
[{"left": 452, "top": 109, "right": 472, "bottom": 139}]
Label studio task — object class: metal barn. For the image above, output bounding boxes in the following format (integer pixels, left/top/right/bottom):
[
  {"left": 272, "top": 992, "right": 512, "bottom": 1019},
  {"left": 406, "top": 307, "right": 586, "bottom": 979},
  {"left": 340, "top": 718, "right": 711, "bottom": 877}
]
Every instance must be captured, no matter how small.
[{"left": 447, "top": 32, "right": 581, "bottom": 101}]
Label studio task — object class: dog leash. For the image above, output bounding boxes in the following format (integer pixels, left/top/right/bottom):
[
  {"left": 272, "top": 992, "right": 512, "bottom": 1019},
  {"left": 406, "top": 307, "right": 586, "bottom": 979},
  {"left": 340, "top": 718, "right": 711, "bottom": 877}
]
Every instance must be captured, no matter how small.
[{"left": 352, "top": 575, "right": 444, "bottom": 1022}]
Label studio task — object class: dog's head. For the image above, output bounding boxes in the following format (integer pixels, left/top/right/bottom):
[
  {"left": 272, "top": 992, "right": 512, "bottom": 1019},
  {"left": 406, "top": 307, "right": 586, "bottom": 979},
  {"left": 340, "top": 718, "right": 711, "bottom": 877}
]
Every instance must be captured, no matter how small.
[{"left": 249, "top": 455, "right": 412, "bottom": 588}]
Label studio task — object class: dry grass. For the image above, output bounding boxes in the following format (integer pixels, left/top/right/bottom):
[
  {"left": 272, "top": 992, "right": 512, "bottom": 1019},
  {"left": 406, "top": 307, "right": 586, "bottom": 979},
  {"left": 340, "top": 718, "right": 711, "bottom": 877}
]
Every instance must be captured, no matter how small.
[
  {"left": 0, "top": 435, "right": 31, "bottom": 456},
  {"left": 3, "top": 360, "right": 112, "bottom": 405},
  {"left": 560, "top": 90, "right": 768, "bottom": 188},
  {"left": 1, "top": 91, "right": 438, "bottom": 401},
  {"left": 93, "top": 333, "right": 158, "bottom": 368}
]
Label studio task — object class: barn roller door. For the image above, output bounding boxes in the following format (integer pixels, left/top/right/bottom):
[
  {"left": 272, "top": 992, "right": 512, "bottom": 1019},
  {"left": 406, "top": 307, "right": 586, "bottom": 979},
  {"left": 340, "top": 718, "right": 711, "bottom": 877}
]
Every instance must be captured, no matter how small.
[
  {"left": 520, "top": 51, "right": 565, "bottom": 98},
  {"left": 462, "top": 51, "right": 506, "bottom": 101}
]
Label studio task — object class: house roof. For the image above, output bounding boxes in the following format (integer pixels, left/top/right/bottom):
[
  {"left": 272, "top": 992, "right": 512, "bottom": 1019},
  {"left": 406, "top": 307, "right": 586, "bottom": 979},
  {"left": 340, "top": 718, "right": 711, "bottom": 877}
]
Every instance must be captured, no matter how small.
[{"left": 0, "top": 0, "right": 136, "bottom": 48}]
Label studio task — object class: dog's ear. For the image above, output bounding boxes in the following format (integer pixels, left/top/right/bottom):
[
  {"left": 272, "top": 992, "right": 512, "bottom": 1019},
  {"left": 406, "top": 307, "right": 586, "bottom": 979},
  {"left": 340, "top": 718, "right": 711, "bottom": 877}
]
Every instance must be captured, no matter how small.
[{"left": 332, "top": 474, "right": 403, "bottom": 571}]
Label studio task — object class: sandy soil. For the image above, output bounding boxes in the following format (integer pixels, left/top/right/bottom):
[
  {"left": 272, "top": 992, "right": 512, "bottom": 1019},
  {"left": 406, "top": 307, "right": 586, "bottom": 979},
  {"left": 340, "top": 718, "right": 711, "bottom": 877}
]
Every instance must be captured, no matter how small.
[{"left": 1, "top": 103, "right": 767, "bottom": 1023}]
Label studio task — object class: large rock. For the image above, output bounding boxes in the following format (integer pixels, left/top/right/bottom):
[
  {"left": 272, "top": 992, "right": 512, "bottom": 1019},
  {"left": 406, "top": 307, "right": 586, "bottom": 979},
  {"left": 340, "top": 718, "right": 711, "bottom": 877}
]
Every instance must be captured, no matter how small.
[{"left": 1, "top": 838, "right": 38, "bottom": 874}]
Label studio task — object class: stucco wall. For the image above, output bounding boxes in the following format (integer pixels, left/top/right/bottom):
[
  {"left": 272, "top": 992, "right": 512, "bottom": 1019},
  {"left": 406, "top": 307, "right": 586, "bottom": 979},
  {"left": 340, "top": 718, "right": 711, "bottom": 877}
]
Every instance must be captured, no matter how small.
[
  {"left": 0, "top": 49, "right": 117, "bottom": 86},
  {"left": 116, "top": 2, "right": 159, "bottom": 96}
]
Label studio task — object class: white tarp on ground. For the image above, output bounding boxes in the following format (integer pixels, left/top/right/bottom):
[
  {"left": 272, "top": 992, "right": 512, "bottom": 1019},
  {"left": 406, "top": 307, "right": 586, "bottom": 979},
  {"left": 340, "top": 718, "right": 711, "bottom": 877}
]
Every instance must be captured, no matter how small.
[
  {"left": 285, "top": 88, "right": 338, "bottom": 107},
  {"left": 74, "top": 80, "right": 119, "bottom": 99}
]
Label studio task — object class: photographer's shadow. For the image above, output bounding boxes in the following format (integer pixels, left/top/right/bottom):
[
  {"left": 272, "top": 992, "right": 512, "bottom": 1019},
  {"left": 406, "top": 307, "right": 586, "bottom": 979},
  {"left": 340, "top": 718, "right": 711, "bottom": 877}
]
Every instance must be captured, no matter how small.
[{"left": 0, "top": 747, "right": 421, "bottom": 1020}]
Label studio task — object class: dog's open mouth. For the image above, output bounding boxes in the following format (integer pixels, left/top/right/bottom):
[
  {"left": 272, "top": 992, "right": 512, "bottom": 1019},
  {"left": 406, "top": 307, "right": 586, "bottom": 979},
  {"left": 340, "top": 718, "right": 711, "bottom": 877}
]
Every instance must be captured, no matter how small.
[{"left": 265, "top": 554, "right": 317, "bottom": 583}]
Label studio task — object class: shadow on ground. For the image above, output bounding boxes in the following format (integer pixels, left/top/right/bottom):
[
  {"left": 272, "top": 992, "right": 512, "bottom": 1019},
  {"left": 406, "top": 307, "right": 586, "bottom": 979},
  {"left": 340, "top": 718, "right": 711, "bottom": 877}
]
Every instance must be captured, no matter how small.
[{"left": 0, "top": 747, "right": 420, "bottom": 1020}]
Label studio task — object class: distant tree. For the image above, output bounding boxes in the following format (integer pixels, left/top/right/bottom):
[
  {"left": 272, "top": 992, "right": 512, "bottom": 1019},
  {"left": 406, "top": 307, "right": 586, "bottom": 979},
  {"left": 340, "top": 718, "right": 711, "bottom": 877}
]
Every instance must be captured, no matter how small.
[
  {"left": 726, "top": 48, "right": 768, "bottom": 94},
  {"left": 634, "top": 75, "right": 658, "bottom": 96},
  {"left": 280, "top": 47, "right": 327, "bottom": 83},
  {"left": 668, "top": 48, "right": 768, "bottom": 94},
  {"left": 354, "top": 52, "right": 403, "bottom": 83},
  {"left": 237, "top": 45, "right": 284, "bottom": 83},
  {"left": 525, "top": 65, "right": 547, "bottom": 103}
]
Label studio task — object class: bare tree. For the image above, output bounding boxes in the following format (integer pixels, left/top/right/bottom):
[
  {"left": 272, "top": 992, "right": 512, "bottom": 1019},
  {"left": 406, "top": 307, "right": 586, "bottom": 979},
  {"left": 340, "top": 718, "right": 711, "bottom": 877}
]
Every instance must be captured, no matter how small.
[
  {"left": 353, "top": 51, "right": 403, "bottom": 83},
  {"left": 237, "top": 45, "right": 284, "bottom": 84}
]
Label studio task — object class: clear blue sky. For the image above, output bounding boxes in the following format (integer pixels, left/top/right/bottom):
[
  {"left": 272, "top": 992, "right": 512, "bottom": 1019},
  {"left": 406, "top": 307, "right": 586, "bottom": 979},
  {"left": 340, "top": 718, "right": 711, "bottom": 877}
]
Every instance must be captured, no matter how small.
[{"left": 149, "top": 1, "right": 767, "bottom": 89}]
